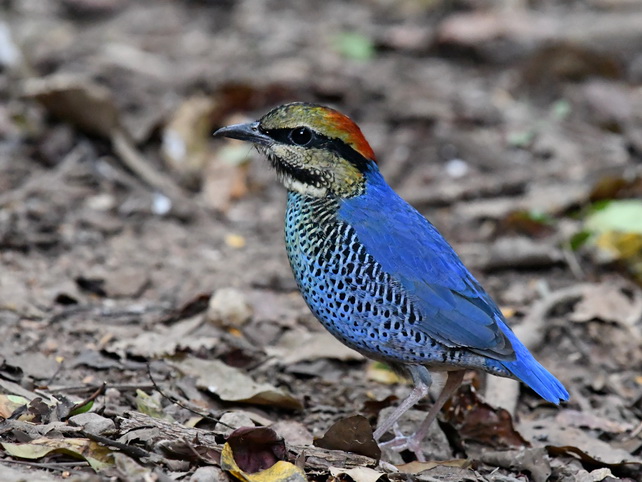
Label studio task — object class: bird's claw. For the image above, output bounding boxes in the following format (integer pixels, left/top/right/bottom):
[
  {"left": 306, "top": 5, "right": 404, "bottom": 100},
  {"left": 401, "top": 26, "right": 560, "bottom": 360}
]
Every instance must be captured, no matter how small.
[{"left": 377, "top": 424, "right": 426, "bottom": 462}]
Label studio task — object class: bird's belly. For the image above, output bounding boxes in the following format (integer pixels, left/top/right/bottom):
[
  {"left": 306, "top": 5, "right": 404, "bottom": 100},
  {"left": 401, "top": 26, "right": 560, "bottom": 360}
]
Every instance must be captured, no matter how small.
[
  {"left": 285, "top": 214, "right": 461, "bottom": 366},
  {"left": 284, "top": 196, "right": 511, "bottom": 376}
]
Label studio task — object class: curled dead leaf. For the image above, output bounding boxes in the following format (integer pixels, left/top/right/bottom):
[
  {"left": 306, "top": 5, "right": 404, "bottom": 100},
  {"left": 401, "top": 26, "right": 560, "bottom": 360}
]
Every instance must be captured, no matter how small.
[
  {"left": 395, "top": 459, "right": 470, "bottom": 476},
  {"left": 313, "top": 415, "right": 381, "bottom": 460},
  {"left": 328, "top": 466, "right": 385, "bottom": 482},
  {"left": 221, "top": 427, "right": 306, "bottom": 481},
  {"left": 23, "top": 75, "right": 120, "bottom": 138},
  {"left": 172, "top": 358, "right": 302, "bottom": 410},
  {"left": 443, "top": 384, "right": 528, "bottom": 449}
]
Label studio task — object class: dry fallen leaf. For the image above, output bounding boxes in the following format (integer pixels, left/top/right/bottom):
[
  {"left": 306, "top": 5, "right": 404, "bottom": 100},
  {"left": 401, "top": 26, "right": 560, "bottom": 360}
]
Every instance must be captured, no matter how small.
[
  {"left": 395, "top": 459, "right": 470, "bottom": 476},
  {"left": 203, "top": 139, "right": 253, "bottom": 212},
  {"left": 0, "top": 394, "right": 30, "bottom": 419},
  {"left": 443, "top": 384, "right": 528, "bottom": 449},
  {"left": 568, "top": 283, "right": 642, "bottom": 330},
  {"left": 172, "top": 358, "right": 302, "bottom": 410},
  {"left": 366, "top": 361, "right": 406, "bottom": 385},
  {"left": 313, "top": 415, "right": 381, "bottom": 460},
  {"left": 520, "top": 419, "right": 642, "bottom": 466},
  {"left": 22, "top": 75, "right": 120, "bottom": 138},
  {"left": 221, "top": 427, "right": 306, "bottom": 482},
  {"left": 555, "top": 409, "right": 634, "bottom": 434},
  {"left": 266, "top": 327, "right": 364, "bottom": 365},
  {"left": 480, "top": 448, "right": 551, "bottom": 482},
  {"left": 328, "top": 466, "right": 385, "bottom": 482},
  {"left": 161, "top": 95, "right": 219, "bottom": 188},
  {"left": 2, "top": 437, "right": 114, "bottom": 471},
  {"left": 106, "top": 315, "right": 216, "bottom": 358}
]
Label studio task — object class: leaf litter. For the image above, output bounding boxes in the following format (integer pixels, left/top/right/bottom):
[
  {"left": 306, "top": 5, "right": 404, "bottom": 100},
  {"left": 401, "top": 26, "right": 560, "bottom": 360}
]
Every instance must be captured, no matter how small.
[{"left": 1, "top": 0, "right": 642, "bottom": 481}]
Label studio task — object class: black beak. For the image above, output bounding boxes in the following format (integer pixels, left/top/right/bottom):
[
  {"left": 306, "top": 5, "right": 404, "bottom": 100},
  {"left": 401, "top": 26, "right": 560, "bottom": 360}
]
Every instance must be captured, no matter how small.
[{"left": 213, "top": 121, "right": 272, "bottom": 146}]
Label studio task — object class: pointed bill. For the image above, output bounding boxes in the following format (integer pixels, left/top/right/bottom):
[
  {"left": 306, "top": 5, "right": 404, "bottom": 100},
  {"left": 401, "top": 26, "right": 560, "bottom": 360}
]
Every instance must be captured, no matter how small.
[{"left": 213, "top": 121, "right": 272, "bottom": 146}]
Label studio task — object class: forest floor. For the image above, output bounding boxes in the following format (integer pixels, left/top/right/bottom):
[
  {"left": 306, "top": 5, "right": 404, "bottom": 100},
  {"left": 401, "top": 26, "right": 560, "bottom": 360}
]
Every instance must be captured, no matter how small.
[{"left": 1, "top": 0, "right": 642, "bottom": 480}]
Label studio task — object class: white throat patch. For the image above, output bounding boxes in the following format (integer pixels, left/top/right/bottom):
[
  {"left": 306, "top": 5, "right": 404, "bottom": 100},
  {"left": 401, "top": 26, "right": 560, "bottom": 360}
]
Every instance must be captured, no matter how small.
[{"left": 278, "top": 172, "right": 328, "bottom": 197}]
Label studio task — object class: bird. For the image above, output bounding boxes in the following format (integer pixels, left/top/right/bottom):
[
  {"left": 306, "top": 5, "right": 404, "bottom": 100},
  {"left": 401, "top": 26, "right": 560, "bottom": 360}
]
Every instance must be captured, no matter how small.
[{"left": 214, "top": 102, "right": 569, "bottom": 459}]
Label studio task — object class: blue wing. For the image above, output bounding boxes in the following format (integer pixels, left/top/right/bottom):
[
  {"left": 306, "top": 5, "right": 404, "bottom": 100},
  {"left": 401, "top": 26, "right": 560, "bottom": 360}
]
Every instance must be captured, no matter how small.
[
  {"left": 337, "top": 168, "right": 568, "bottom": 403},
  {"left": 338, "top": 169, "right": 514, "bottom": 360}
]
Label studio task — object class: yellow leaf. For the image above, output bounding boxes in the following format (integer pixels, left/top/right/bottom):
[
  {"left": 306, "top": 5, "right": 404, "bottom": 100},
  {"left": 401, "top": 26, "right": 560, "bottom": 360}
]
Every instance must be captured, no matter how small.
[
  {"left": 595, "top": 232, "right": 642, "bottom": 261},
  {"left": 220, "top": 442, "right": 307, "bottom": 482},
  {"left": 0, "top": 394, "right": 29, "bottom": 419},
  {"left": 366, "top": 361, "right": 406, "bottom": 385},
  {"left": 2, "top": 437, "right": 114, "bottom": 471},
  {"left": 226, "top": 234, "right": 246, "bottom": 249}
]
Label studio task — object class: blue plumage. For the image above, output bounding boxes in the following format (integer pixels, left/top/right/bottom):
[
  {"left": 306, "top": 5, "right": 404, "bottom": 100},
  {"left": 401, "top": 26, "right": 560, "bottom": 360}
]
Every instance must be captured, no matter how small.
[
  {"left": 214, "top": 102, "right": 568, "bottom": 457},
  {"left": 291, "top": 165, "right": 568, "bottom": 404}
]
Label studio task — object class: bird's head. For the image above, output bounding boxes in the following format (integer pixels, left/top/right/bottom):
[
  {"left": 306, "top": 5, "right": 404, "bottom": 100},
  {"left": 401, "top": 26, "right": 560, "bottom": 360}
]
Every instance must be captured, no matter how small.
[{"left": 214, "top": 102, "right": 376, "bottom": 198}]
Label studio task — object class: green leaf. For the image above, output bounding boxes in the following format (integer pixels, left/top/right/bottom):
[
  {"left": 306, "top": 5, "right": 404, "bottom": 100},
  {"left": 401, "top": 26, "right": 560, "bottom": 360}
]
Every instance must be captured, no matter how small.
[
  {"left": 334, "top": 32, "right": 375, "bottom": 61},
  {"left": 507, "top": 129, "right": 535, "bottom": 148},
  {"left": 2, "top": 438, "right": 114, "bottom": 471},
  {"left": 551, "top": 99, "right": 571, "bottom": 120},
  {"left": 69, "top": 400, "right": 94, "bottom": 417},
  {"left": 135, "top": 389, "right": 171, "bottom": 420},
  {"left": 585, "top": 199, "right": 642, "bottom": 235},
  {"left": 569, "top": 230, "right": 591, "bottom": 251},
  {"left": 525, "top": 209, "right": 554, "bottom": 224}
]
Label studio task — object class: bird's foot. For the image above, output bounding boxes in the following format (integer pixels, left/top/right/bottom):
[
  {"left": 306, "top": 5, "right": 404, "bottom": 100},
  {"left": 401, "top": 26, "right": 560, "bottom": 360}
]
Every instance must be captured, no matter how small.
[{"left": 377, "top": 424, "right": 426, "bottom": 462}]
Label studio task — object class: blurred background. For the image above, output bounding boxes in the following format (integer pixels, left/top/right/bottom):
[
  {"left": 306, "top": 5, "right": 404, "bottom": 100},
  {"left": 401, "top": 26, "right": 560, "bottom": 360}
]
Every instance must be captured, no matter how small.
[{"left": 1, "top": 0, "right": 642, "bottom": 480}]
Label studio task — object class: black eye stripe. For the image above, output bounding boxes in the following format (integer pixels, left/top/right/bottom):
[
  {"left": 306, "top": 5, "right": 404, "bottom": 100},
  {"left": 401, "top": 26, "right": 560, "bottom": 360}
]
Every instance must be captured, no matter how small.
[{"left": 259, "top": 126, "right": 371, "bottom": 172}]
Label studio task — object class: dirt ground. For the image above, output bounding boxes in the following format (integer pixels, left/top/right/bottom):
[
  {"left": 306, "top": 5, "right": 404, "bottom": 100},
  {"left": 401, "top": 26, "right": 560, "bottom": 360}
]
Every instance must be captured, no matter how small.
[{"left": 1, "top": 0, "right": 642, "bottom": 481}]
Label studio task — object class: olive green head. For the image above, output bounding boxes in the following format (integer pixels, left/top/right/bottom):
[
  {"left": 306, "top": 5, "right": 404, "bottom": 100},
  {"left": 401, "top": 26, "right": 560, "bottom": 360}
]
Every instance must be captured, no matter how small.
[{"left": 214, "top": 102, "right": 376, "bottom": 198}]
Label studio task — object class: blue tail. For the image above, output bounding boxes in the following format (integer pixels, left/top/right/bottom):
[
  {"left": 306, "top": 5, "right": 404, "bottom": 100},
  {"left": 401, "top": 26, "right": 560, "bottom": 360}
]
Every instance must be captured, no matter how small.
[{"left": 495, "top": 322, "right": 569, "bottom": 404}]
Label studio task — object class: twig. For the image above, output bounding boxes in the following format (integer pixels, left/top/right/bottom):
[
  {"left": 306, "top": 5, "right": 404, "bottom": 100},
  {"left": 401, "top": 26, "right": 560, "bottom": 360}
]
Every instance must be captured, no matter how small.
[
  {"left": 0, "top": 458, "right": 89, "bottom": 471},
  {"left": 80, "top": 430, "right": 156, "bottom": 462},
  {"left": 119, "top": 411, "right": 378, "bottom": 471},
  {"left": 47, "top": 383, "right": 156, "bottom": 394},
  {"left": 0, "top": 143, "right": 89, "bottom": 208},
  {"left": 146, "top": 362, "right": 234, "bottom": 430}
]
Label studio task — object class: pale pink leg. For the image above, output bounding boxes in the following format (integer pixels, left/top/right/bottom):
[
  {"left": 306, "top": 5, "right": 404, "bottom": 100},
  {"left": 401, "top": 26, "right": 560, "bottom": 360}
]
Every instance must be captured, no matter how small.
[
  {"left": 373, "top": 382, "right": 429, "bottom": 440},
  {"left": 377, "top": 370, "right": 465, "bottom": 461}
]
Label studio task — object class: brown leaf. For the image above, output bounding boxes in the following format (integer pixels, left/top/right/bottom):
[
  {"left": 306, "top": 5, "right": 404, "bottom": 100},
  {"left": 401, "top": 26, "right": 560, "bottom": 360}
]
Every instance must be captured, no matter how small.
[
  {"left": 443, "top": 384, "right": 529, "bottom": 449},
  {"left": 568, "top": 283, "right": 642, "bottom": 328},
  {"left": 480, "top": 448, "right": 550, "bottom": 482},
  {"left": 23, "top": 75, "right": 120, "bottom": 138},
  {"left": 395, "top": 459, "right": 470, "bottom": 476},
  {"left": 172, "top": 358, "right": 303, "bottom": 410},
  {"left": 159, "top": 292, "right": 211, "bottom": 325},
  {"left": 328, "top": 466, "right": 386, "bottom": 482},
  {"left": 314, "top": 415, "right": 381, "bottom": 460},
  {"left": 161, "top": 95, "right": 220, "bottom": 189},
  {"left": 226, "top": 427, "right": 286, "bottom": 474},
  {"left": 267, "top": 328, "right": 364, "bottom": 365},
  {"left": 0, "top": 394, "right": 30, "bottom": 419},
  {"left": 555, "top": 410, "right": 634, "bottom": 434},
  {"left": 202, "top": 145, "right": 252, "bottom": 212},
  {"left": 0, "top": 360, "right": 24, "bottom": 383},
  {"left": 520, "top": 419, "right": 642, "bottom": 466},
  {"left": 495, "top": 210, "right": 554, "bottom": 239}
]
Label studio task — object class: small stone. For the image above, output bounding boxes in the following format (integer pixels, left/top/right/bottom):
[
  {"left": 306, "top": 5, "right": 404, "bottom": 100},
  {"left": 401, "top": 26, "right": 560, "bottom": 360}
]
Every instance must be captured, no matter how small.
[
  {"left": 189, "top": 466, "right": 228, "bottom": 482},
  {"left": 103, "top": 267, "right": 149, "bottom": 298},
  {"left": 215, "top": 411, "right": 255, "bottom": 437},
  {"left": 68, "top": 412, "right": 116, "bottom": 435},
  {"left": 207, "top": 287, "right": 252, "bottom": 328}
]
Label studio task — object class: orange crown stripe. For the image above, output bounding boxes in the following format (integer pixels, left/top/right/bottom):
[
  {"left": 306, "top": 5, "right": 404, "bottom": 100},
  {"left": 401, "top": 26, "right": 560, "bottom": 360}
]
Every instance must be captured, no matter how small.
[{"left": 324, "top": 110, "right": 376, "bottom": 162}]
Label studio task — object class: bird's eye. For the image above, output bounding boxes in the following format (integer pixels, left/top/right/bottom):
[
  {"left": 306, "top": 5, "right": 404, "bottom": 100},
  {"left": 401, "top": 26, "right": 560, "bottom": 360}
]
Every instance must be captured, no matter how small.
[{"left": 289, "top": 127, "right": 313, "bottom": 146}]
